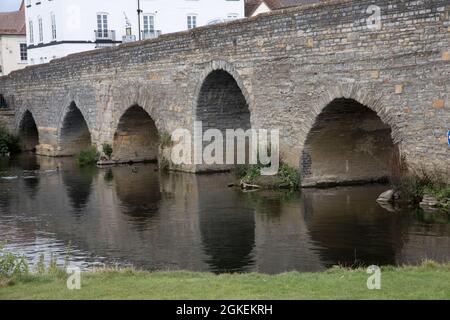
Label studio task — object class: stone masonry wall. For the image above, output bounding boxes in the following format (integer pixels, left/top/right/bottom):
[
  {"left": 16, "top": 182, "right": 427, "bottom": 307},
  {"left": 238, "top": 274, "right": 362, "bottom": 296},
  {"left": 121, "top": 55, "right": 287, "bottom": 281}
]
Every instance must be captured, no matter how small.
[{"left": 0, "top": 0, "right": 448, "bottom": 181}]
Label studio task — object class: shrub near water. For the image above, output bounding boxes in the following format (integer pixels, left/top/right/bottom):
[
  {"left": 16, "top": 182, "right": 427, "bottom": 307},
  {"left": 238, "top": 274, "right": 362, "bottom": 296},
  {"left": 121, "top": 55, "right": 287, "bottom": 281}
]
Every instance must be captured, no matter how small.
[
  {"left": 234, "top": 163, "right": 300, "bottom": 190},
  {"left": 76, "top": 146, "right": 100, "bottom": 167},
  {"left": 0, "top": 243, "right": 29, "bottom": 279},
  {"left": 0, "top": 126, "right": 21, "bottom": 155},
  {"left": 102, "top": 143, "right": 113, "bottom": 159}
]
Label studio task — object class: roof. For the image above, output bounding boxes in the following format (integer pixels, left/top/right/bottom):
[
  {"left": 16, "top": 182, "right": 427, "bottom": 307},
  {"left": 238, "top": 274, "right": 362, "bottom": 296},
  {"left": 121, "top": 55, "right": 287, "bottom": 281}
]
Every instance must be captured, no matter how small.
[
  {"left": 0, "top": 1, "right": 26, "bottom": 36},
  {"left": 245, "top": 0, "right": 322, "bottom": 17}
]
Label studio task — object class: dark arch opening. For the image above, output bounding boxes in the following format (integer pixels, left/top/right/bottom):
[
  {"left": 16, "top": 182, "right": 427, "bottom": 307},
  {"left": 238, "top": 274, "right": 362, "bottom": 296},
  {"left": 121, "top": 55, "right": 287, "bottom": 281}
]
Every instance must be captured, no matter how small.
[
  {"left": 59, "top": 102, "right": 92, "bottom": 156},
  {"left": 112, "top": 105, "right": 159, "bottom": 163},
  {"left": 0, "top": 94, "right": 7, "bottom": 108},
  {"left": 196, "top": 70, "right": 251, "bottom": 169},
  {"left": 301, "top": 98, "right": 398, "bottom": 187},
  {"left": 19, "top": 110, "right": 39, "bottom": 152}
]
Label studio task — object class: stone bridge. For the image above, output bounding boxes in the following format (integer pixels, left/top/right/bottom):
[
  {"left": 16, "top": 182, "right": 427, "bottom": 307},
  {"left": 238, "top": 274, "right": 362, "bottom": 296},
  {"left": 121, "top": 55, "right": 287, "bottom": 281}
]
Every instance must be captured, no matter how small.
[{"left": 0, "top": 0, "right": 449, "bottom": 186}]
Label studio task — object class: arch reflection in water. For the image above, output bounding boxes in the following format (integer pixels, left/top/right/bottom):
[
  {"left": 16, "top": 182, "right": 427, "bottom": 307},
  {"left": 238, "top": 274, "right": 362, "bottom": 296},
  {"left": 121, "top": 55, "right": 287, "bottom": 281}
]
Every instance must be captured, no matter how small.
[
  {"left": 112, "top": 165, "right": 161, "bottom": 227},
  {"left": 302, "top": 185, "right": 408, "bottom": 267},
  {"left": 2, "top": 156, "right": 450, "bottom": 273},
  {"left": 196, "top": 175, "right": 256, "bottom": 273},
  {"left": 62, "top": 161, "right": 97, "bottom": 214}
]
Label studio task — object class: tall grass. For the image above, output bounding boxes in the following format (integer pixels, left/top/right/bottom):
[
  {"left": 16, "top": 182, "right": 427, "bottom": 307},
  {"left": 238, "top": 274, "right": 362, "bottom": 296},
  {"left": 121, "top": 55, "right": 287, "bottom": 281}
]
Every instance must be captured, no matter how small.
[{"left": 390, "top": 152, "right": 449, "bottom": 205}]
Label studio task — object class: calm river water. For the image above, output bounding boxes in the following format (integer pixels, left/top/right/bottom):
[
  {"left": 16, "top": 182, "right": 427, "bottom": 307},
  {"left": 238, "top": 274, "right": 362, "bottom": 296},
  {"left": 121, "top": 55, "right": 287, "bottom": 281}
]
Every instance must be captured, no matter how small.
[{"left": 1, "top": 154, "right": 449, "bottom": 274}]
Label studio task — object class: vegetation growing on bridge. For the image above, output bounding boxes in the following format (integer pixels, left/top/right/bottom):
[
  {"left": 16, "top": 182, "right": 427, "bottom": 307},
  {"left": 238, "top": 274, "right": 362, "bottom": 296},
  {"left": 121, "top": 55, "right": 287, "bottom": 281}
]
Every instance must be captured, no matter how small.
[
  {"left": 234, "top": 163, "right": 300, "bottom": 190},
  {"left": 75, "top": 146, "right": 100, "bottom": 167},
  {"left": 102, "top": 143, "right": 113, "bottom": 159},
  {"left": 0, "top": 125, "right": 21, "bottom": 156},
  {"left": 390, "top": 157, "right": 450, "bottom": 212}
]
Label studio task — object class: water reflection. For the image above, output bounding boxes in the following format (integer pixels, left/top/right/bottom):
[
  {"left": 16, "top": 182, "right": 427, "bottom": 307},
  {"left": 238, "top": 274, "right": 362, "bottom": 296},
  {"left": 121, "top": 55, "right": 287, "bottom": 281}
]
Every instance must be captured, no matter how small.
[
  {"left": 62, "top": 164, "right": 97, "bottom": 214},
  {"left": 197, "top": 175, "right": 255, "bottom": 273},
  {"left": 113, "top": 165, "right": 161, "bottom": 224},
  {"left": 0, "top": 154, "right": 449, "bottom": 274}
]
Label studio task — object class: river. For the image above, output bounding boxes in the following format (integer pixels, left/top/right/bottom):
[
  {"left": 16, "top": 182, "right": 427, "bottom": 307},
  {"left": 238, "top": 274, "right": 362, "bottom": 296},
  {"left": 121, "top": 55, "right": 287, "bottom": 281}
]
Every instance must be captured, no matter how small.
[{"left": 1, "top": 154, "right": 449, "bottom": 274}]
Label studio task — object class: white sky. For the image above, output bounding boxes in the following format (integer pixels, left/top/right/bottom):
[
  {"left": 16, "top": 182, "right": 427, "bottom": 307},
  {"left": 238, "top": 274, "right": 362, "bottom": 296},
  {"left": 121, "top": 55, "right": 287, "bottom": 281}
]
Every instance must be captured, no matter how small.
[{"left": 0, "top": 0, "right": 22, "bottom": 12}]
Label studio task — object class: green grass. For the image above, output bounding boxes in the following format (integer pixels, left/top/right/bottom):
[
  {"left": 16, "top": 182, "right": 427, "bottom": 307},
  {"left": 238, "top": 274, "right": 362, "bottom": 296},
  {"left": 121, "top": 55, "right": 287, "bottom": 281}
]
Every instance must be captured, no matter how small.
[{"left": 1, "top": 263, "right": 450, "bottom": 300}]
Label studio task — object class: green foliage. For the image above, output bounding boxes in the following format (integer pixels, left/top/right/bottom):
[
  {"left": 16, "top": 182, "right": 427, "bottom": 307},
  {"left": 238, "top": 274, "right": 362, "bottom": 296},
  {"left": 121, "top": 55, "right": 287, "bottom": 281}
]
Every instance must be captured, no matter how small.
[
  {"left": 102, "top": 143, "right": 113, "bottom": 159},
  {"left": 278, "top": 163, "right": 300, "bottom": 190},
  {"left": 159, "top": 158, "right": 170, "bottom": 173},
  {"left": 232, "top": 165, "right": 250, "bottom": 179},
  {"left": 159, "top": 132, "right": 173, "bottom": 148},
  {"left": 394, "top": 169, "right": 449, "bottom": 205},
  {"left": 0, "top": 126, "right": 21, "bottom": 156},
  {"left": 36, "top": 254, "right": 45, "bottom": 275},
  {"left": 48, "top": 253, "right": 59, "bottom": 275},
  {"left": 76, "top": 146, "right": 100, "bottom": 167},
  {"left": 234, "top": 163, "right": 299, "bottom": 190},
  {"left": 425, "top": 185, "right": 450, "bottom": 202},
  {"left": 0, "top": 242, "right": 29, "bottom": 278},
  {"left": 395, "top": 175, "right": 431, "bottom": 204}
]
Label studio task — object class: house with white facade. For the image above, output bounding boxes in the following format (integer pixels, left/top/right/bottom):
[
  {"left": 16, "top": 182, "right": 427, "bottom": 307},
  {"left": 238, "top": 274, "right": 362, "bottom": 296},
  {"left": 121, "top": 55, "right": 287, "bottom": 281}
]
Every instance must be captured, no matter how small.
[
  {"left": 0, "top": 1, "right": 27, "bottom": 76},
  {"left": 24, "top": 0, "right": 245, "bottom": 65},
  {"left": 244, "top": 0, "right": 321, "bottom": 18}
]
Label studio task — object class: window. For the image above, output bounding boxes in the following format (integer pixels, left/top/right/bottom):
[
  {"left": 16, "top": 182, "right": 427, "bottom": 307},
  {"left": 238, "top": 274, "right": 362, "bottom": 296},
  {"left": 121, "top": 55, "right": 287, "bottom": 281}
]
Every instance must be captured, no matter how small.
[
  {"left": 38, "top": 16, "right": 43, "bottom": 43},
  {"left": 187, "top": 15, "right": 197, "bottom": 30},
  {"left": 143, "top": 14, "right": 155, "bottom": 34},
  {"left": 51, "top": 12, "right": 56, "bottom": 40},
  {"left": 28, "top": 20, "right": 34, "bottom": 43},
  {"left": 227, "top": 13, "right": 238, "bottom": 20},
  {"left": 97, "top": 14, "right": 108, "bottom": 38},
  {"left": 20, "top": 44, "right": 27, "bottom": 62}
]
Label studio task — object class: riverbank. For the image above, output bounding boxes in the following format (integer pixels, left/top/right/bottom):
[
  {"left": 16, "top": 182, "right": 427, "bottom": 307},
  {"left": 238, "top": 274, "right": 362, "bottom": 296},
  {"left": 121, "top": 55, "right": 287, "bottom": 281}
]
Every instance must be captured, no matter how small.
[{"left": 1, "top": 262, "right": 450, "bottom": 300}]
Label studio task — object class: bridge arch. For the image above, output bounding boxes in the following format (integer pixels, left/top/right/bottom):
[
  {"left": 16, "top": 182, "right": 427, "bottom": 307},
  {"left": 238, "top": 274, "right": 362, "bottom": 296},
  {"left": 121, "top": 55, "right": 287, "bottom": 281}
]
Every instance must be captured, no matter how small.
[
  {"left": 300, "top": 87, "right": 401, "bottom": 187},
  {"left": 194, "top": 61, "right": 252, "bottom": 169},
  {"left": 18, "top": 110, "right": 39, "bottom": 152},
  {"left": 58, "top": 102, "right": 92, "bottom": 156},
  {"left": 112, "top": 105, "right": 160, "bottom": 163}
]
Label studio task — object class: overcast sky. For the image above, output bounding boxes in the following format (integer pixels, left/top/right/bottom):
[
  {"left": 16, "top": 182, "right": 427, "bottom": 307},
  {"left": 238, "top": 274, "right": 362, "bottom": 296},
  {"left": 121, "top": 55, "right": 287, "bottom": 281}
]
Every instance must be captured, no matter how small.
[{"left": 0, "top": 0, "right": 22, "bottom": 12}]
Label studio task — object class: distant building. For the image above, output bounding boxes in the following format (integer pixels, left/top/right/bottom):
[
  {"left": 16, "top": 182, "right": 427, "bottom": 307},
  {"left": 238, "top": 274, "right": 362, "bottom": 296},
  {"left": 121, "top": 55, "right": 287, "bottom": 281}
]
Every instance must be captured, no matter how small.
[
  {"left": 24, "top": 0, "right": 245, "bottom": 65},
  {"left": 0, "top": 1, "right": 27, "bottom": 76},
  {"left": 245, "top": 0, "right": 321, "bottom": 17}
]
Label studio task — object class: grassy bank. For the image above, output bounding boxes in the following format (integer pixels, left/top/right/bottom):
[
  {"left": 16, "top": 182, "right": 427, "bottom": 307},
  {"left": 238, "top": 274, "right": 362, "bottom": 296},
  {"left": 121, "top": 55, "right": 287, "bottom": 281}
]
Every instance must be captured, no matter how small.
[{"left": 1, "top": 262, "right": 450, "bottom": 300}]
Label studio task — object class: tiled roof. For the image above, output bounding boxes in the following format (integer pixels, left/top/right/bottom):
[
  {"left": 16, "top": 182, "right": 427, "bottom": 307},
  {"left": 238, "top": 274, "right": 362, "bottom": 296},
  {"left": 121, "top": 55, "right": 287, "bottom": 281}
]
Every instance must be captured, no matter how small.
[
  {"left": 0, "top": 1, "right": 26, "bottom": 35},
  {"left": 245, "top": 0, "right": 322, "bottom": 17}
]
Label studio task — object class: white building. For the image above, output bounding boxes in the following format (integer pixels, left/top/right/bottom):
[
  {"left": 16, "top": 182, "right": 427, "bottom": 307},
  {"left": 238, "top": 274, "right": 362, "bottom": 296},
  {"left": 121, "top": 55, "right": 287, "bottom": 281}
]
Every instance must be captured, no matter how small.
[
  {"left": 0, "top": 2, "right": 27, "bottom": 76},
  {"left": 24, "top": 0, "right": 245, "bottom": 64},
  {"left": 244, "top": 0, "right": 321, "bottom": 18}
]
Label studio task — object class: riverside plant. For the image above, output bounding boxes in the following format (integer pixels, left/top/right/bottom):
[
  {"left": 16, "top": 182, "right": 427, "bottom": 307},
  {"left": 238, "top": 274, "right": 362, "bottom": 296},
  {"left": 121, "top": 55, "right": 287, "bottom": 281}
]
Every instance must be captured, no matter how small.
[
  {"left": 0, "top": 242, "right": 29, "bottom": 279},
  {"left": 102, "top": 143, "right": 113, "bottom": 159},
  {"left": 233, "top": 162, "right": 300, "bottom": 190},
  {"left": 76, "top": 146, "right": 100, "bottom": 167},
  {"left": 0, "top": 126, "right": 21, "bottom": 156},
  {"left": 1, "top": 241, "right": 74, "bottom": 283},
  {"left": 392, "top": 169, "right": 450, "bottom": 208}
]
